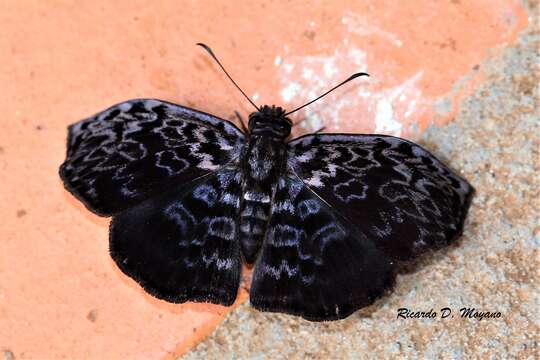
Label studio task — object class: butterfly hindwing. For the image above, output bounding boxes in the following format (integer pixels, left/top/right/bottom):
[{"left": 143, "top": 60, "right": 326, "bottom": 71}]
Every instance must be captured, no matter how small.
[
  {"left": 250, "top": 175, "right": 396, "bottom": 321},
  {"left": 287, "top": 134, "right": 474, "bottom": 262},
  {"left": 109, "top": 167, "right": 242, "bottom": 305},
  {"left": 60, "top": 99, "right": 244, "bottom": 216}
]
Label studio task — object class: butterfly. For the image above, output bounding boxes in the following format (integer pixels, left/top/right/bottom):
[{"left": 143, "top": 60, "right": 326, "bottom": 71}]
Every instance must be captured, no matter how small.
[{"left": 59, "top": 44, "right": 474, "bottom": 321}]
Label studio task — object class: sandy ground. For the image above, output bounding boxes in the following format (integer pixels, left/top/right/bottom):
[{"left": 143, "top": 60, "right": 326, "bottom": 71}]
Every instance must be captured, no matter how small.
[{"left": 183, "top": 3, "right": 539, "bottom": 359}]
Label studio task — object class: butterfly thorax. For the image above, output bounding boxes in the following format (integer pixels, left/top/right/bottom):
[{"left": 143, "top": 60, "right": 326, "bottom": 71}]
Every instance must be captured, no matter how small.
[
  {"left": 239, "top": 105, "right": 290, "bottom": 264},
  {"left": 248, "top": 105, "right": 292, "bottom": 140}
]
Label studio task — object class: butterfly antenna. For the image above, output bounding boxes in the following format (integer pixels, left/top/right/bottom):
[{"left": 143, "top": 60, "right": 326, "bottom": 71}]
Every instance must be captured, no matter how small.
[
  {"left": 284, "top": 72, "right": 369, "bottom": 116},
  {"left": 197, "top": 43, "right": 260, "bottom": 112}
]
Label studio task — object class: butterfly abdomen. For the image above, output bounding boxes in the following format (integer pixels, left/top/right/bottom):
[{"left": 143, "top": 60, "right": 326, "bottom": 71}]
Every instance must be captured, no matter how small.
[
  {"left": 239, "top": 194, "right": 270, "bottom": 263},
  {"left": 238, "top": 135, "right": 288, "bottom": 264}
]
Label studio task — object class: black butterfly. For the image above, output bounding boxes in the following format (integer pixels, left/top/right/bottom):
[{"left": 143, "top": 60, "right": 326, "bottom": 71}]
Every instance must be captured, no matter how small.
[{"left": 59, "top": 44, "right": 473, "bottom": 321}]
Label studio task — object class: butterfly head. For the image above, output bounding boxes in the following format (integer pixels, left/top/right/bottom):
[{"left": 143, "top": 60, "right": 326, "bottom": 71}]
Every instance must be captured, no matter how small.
[{"left": 248, "top": 105, "right": 292, "bottom": 140}]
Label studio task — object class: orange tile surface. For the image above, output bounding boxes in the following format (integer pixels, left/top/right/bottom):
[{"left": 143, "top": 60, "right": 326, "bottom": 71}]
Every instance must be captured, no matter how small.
[{"left": 0, "top": 1, "right": 527, "bottom": 359}]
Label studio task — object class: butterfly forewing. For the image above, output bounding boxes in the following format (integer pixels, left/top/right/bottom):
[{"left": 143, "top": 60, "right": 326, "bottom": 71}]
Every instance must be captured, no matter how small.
[
  {"left": 287, "top": 134, "right": 474, "bottom": 262},
  {"left": 110, "top": 167, "right": 242, "bottom": 305},
  {"left": 59, "top": 99, "right": 244, "bottom": 216}
]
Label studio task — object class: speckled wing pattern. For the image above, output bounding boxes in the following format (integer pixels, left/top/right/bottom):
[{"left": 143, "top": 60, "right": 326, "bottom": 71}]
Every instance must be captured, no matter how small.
[
  {"left": 60, "top": 99, "right": 245, "bottom": 305},
  {"left": 287, "top": 134, "right": 474, "bottom": 261},
  {"left": 110, "top": 167, "right": 242, "bottom": 305},
  {"left": 250, "top": 174, "right": 396, "bottom": 321},
  {"left": 59, "top": 99, "right": 244, "bottom": 216},
  {"left": 250, "top": 134, "right": 473, "bottom": 320}
]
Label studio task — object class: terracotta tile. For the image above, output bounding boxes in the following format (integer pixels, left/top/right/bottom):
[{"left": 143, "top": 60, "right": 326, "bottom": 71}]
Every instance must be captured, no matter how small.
[{"left": 0, "top": 0, "right": 526, "bottom": 359}]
